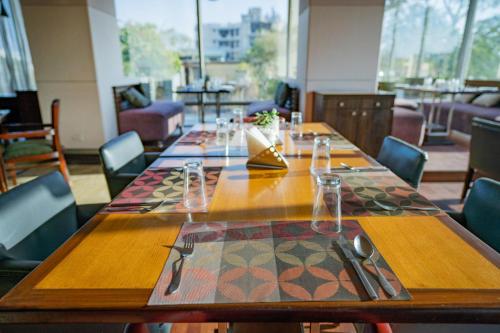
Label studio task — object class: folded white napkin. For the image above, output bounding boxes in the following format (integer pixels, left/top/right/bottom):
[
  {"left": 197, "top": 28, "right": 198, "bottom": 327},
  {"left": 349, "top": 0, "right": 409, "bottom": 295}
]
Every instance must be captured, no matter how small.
[{"left": 245, "top": 127, "right": 288, "bottom": 169}]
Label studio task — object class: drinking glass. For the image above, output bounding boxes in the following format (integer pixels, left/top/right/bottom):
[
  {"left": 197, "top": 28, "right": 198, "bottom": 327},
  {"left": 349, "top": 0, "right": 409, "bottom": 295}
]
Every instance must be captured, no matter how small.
[
  {"left": 233, "top": 109, "right": 244, "bottom": 130},
  {"left": 290, "top": 111, "right": 303, "bottom": 135},
  {"left": 311, "top": 173, "right": 342, "bottom": 234},
  {"left": 183, "top": 159, "right": 207, "bottom": 210},
  {"left": 215, "top": 117, "right": 230, "bottom": 154},
  {"left": 310, "top": 136, "right": 331, "bottom": 177}
]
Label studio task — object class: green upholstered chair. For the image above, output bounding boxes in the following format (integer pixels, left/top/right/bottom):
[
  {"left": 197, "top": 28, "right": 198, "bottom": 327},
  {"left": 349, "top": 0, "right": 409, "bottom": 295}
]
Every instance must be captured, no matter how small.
[
  {"left": 448, "top": 178, "right": 500, "bottom": 252},
  {"left": 0, "top": 171, "right": 103, "bottom": 296},
  {"left": 376, "top": 136, "right": 428, "bottom": 189},
  {"left": 0, "top": 100, "right": 69, "bottom": 188},
  {"left": 99, "top": 131, "right": 160, "bottom": 198}
]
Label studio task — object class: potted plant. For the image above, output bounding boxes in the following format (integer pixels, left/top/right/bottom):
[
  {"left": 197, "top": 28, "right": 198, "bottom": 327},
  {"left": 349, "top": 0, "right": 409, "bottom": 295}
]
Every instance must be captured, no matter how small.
[{"left": 254, "top": 109, "right": 280, "bottom": 144}]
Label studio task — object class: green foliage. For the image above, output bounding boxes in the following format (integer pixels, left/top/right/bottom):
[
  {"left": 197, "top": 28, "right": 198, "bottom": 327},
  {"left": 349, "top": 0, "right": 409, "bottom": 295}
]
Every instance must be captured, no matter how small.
[
  {"left": 119, "top": 22, "right": 182, "bottom": 80},
  {"left": 243, "top": 30, "right": 279, "bottom": 99},
  {"left": 468, "top": 16, "right": 500, "bottom": 79},
  {"left": 254, "top": 109, "right": 279, "bottom": 127}
]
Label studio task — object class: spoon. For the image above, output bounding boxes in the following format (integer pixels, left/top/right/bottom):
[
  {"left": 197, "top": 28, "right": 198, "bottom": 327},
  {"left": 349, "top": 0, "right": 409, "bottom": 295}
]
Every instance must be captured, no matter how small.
[
  {"left": 373, "top": 199, "right": 440, "bottom": 212},
  {"left": 354, "top": 235, "right": 397, "bottom": 297}
]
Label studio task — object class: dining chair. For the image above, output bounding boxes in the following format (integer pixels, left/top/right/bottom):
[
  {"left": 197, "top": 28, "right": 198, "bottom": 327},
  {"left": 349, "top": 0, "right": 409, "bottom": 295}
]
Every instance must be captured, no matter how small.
[
  {"left": 0, "top": 171, "right": 103, "bottom": 296},
  {"left": 461, "top": 117, "right": 500, "bottom": 201},
  {"left": 376, "top": 136, "right": 428, "bottom": 189},
  {"left": 448, "top": 177, "right": 500, "bottom": 252},
  {"left": 99, "top": 131, "right": 160, "bottom": 198},
  {"left": 0, "top": 99, "right": 69, "bottom": 189}
]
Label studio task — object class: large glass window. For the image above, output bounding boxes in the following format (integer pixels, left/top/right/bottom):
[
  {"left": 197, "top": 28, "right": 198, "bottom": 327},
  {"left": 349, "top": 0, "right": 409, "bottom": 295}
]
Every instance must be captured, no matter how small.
[
  {"left": 116, "top": 0, "right": 198, "bottom": 100},
  {"left": 379, "top": 0, "right": 468, "bottom": 82},
  {"left": 467, "top": 0, "right": 500, "bottom": 80},
  {"left": 115, "top": 0, "right": 296, "bottom": 102}
]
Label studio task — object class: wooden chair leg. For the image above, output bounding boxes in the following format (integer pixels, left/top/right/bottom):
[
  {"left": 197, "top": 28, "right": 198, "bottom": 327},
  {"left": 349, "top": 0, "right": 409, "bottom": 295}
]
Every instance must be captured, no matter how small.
[
  {"left": 0, "top": 159, "right": 7, "bottom": 192},
  {"left": 57, "top": 155, "right": 70, "bottom": 182},
  {"left": 7, "top": 164, "right": 17, "bottom": 186},
  {"left": 461, "top": 167, "right": 474, "bottom": 202}
]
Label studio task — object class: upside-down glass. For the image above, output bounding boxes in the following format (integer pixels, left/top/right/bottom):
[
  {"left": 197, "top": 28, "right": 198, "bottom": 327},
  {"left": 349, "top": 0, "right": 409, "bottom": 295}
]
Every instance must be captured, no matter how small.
[
  {"left": 290, "top": 111, "right": 302, "bottom": 135},
  {"left": 311, "top": 173, "right": 342, "bottom": 234},
  {"left": 233, "top": 109, "right": 244, "bottom": 130},
  {"left": 183, "top": 159, "right": 207, "bottom": 210},
  {"left": 310, "top": 136, "right": 331, "bottom": 177},
  {"left": 215, "top": 117, "right": 230, "bottom": 155}
]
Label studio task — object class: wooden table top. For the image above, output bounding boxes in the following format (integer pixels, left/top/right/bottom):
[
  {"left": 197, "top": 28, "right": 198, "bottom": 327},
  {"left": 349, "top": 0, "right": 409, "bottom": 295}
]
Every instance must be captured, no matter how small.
[{"left": 0, "top": 123, "right": 498, "bottom": 324}]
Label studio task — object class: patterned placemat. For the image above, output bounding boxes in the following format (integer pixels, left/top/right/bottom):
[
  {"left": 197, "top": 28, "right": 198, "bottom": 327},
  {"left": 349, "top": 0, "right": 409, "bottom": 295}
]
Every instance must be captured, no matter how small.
[
  {"left": 338, "top": 173, "right": 442, "bottom": 216},
  {"left": 177, "top": 131, "right": 217, "bottom": 145},
  {"left": 290, "top": 132, "right": 354, "bottom": 149},
  {"left": 100, "top": 167, "right": 222, "bottom": 214},
  {"left": 148, "top": 220, "right": 410, "bottom": 305}
]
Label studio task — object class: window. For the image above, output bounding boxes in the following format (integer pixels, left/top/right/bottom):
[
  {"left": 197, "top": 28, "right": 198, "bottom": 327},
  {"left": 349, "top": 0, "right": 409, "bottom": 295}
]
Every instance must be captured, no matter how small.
[
  {"left": 467, "top": 0, "right": 500, "bottom": 80},
  {"left": 379, "top": 0, "right": 467, "bottom": 82},
  {"left": 115, "top": 0, "right": 297, "bottom": 102},
  {"left": 116, "top": 0, "right": 198, "bottom": 99}
]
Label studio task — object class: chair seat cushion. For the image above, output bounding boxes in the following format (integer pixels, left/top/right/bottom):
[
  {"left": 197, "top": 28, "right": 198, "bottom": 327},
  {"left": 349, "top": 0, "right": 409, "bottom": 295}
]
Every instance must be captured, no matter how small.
[
  {"left": 3, "top": 140, "right": 53, "bottom": 160},
  {"left": 119, "top": 101, "right": 184, "bottom": 141}
]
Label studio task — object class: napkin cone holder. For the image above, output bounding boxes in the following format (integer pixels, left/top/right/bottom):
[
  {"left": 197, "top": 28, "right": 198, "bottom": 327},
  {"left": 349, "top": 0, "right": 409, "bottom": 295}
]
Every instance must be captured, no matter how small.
[{"left": 245, "top": 127, "right": 288, "bottom": 169}]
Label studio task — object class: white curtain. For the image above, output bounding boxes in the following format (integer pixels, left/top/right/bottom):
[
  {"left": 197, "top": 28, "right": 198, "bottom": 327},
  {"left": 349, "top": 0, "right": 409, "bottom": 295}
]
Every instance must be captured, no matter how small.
[{"left": 0, "top": 0, "right": 36, "bottom": 93}]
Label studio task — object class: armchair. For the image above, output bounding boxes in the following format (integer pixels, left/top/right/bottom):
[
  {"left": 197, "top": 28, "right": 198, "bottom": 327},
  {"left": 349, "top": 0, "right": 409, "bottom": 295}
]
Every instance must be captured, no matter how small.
[
  {"left": 0, "top": 99, "right": 69, "bottom": 190},
  {"left": 99, "top": 131, "right": 160, "bottom": 198},
  {"left": 0, "top": 171, "right": 103, "bottom": 296}
]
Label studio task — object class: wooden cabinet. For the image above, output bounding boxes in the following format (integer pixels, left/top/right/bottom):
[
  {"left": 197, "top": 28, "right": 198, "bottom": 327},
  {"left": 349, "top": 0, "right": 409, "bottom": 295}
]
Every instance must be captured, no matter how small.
[{"left": 312, "top": 93, "right": 395, "bottom": 157}]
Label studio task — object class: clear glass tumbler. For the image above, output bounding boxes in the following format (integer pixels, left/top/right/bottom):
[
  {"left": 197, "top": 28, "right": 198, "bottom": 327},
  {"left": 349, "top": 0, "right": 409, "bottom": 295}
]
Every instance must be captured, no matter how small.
[
  {"left": 183, "top": 159, "right": 207, "bottom": 210},
  {"left": 215, "top": 117, "right": 230, "bottom": 155},
  {"left": 310, "top": 136, "right": 331, "bottom": 177},
  {"left": 233, "top": 109, "right": 244, "bottom": 130},
  {"left": 311, "top": 173, "right": 342, "bottom": 234},
  {"left": 290, "top": 111, "right": 303, "bottom": 135}
]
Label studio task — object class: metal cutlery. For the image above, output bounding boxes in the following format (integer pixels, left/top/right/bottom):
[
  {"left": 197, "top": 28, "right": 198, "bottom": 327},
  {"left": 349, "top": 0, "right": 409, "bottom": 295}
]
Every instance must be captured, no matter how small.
[
  {"left": 106, "top": 200, "right": 180, "bottom": 213},
  {"left": 354, "top": 235, "right": 397, "bottom": 298},
  {"left": 373, "top": 199, "right": 440, "bottom": 212},
  {"left": 337, "top": 236, "right": 379, "bottom": 300},
  {"left": 165, "top": 233, "right": 195, "bottom": 295},
  {"left": 333, "top": 163, "right": 388, "bottom": 173}
]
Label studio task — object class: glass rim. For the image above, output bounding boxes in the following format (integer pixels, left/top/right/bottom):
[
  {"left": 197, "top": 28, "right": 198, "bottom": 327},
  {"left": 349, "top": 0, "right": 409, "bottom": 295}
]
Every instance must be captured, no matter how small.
[
  {"left": 314, "top": 136, "right": 331, "bottom": 144},
  {"left": 316, "top": 173, "right": 341, "bottom": 186}
]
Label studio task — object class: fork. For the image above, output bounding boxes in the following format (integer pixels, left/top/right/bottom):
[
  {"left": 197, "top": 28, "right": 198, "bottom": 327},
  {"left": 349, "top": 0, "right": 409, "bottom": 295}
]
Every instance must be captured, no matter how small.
[{"left": 165, "top": 233, "right": 195, "bottom": 295}]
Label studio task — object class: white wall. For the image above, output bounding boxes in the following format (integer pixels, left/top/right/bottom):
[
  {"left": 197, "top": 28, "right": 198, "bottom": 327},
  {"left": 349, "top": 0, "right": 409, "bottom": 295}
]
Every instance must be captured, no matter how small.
[
  {"left": 297, "top": 0, "right": 385, "bottom": 111},
  {"left": 21, "top": 0, "right": 128, "bottom": 150}
]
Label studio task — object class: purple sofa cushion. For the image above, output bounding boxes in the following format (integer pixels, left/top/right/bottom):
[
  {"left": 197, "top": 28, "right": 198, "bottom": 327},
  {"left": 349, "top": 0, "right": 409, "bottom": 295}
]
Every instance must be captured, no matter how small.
[
  {"left": 392, "top": 107, "right": 425, "bottom": 146},
  {"left": 119, "top": 101, "right": 184, "bottom": 142},
  {"left": 422, "top": 102, "right": 500, "bottom": 134},
  {"left": 247, "top": 100, "right": 291, "bottom": 120}
]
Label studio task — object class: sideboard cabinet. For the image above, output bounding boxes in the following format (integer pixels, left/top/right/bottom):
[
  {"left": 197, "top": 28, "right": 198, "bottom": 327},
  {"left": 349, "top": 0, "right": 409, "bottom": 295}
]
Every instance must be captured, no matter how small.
[{"left": 312, "top": 93, "right": 395, "bottom": 157}]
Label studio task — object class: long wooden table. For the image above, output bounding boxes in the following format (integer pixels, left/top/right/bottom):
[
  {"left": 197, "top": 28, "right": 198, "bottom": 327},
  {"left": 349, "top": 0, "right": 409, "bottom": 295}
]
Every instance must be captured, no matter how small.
[{"left": 0, "top": 123, "right": 499, "bottom": 324}]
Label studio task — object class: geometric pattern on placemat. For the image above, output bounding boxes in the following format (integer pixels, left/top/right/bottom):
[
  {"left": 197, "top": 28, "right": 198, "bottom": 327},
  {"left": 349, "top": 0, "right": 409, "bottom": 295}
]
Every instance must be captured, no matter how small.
[
  {"left": 147, "top": 220, "right": 411, "bottom": 306},
  {"left": 178, "top": 130, "right": 217, "bottom": 145},
  {"left": 337, "top": 173, "right": 442, "bottom": 217},
  {"left": 100, "top": 167, "right": 222, "bottom": 214}
]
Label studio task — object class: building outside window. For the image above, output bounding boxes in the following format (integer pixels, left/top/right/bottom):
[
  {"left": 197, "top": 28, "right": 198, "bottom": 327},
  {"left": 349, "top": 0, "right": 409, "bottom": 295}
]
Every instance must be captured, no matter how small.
[{"left": 116, "top": 0, "right": 298, "bottom": 102}]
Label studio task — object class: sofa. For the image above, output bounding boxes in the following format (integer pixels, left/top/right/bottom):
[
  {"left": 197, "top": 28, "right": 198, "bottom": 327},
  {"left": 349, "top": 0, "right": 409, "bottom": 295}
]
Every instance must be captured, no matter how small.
[
  {"left": 247, "top": 81, "right": 299, "bottom": 121},
  {"left": 113, "top": 84, "right": 184, "bottom": 143},
  {"left": 421, "top": 98, "right": 500, "bottom": 135}
]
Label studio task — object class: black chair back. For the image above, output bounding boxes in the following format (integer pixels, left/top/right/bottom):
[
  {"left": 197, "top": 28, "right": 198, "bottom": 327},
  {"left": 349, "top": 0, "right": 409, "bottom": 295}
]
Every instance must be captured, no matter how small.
[{"left": 376, "top": 136, "right": 428, "bottom": 188}]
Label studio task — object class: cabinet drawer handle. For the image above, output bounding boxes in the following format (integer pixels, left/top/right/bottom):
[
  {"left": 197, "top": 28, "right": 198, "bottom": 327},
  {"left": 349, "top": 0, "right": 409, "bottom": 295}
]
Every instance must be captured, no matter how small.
[
  {"left": 352, "top": 111, "right": 357, "bottom": 116},
  {"left": 339, "top": 102, "right": 345, "bottom": 107},
  {"left": 375, "top": 102, "right": 381, "bottom": 107},
  {"left": 362, "top": 111, "right": 367, "bottom": 116}
]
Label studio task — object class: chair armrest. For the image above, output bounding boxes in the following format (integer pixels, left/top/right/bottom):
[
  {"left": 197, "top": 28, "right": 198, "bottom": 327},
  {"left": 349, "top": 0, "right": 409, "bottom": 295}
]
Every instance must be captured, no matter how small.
[
  {"left": 0, "top": 259, "right": 40, "bottom": 296},
  {"left": 77, "top": 203, "right": 105, "bottom": 227},
  {"left": 446, "top": 211, "right": 467, "bottom": 227},
  {"left": 0, "top": 129, "right": 53, "bottom": 140},
  {"left": 144, "top": 152, "right": 160, "bottom": 165}
]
